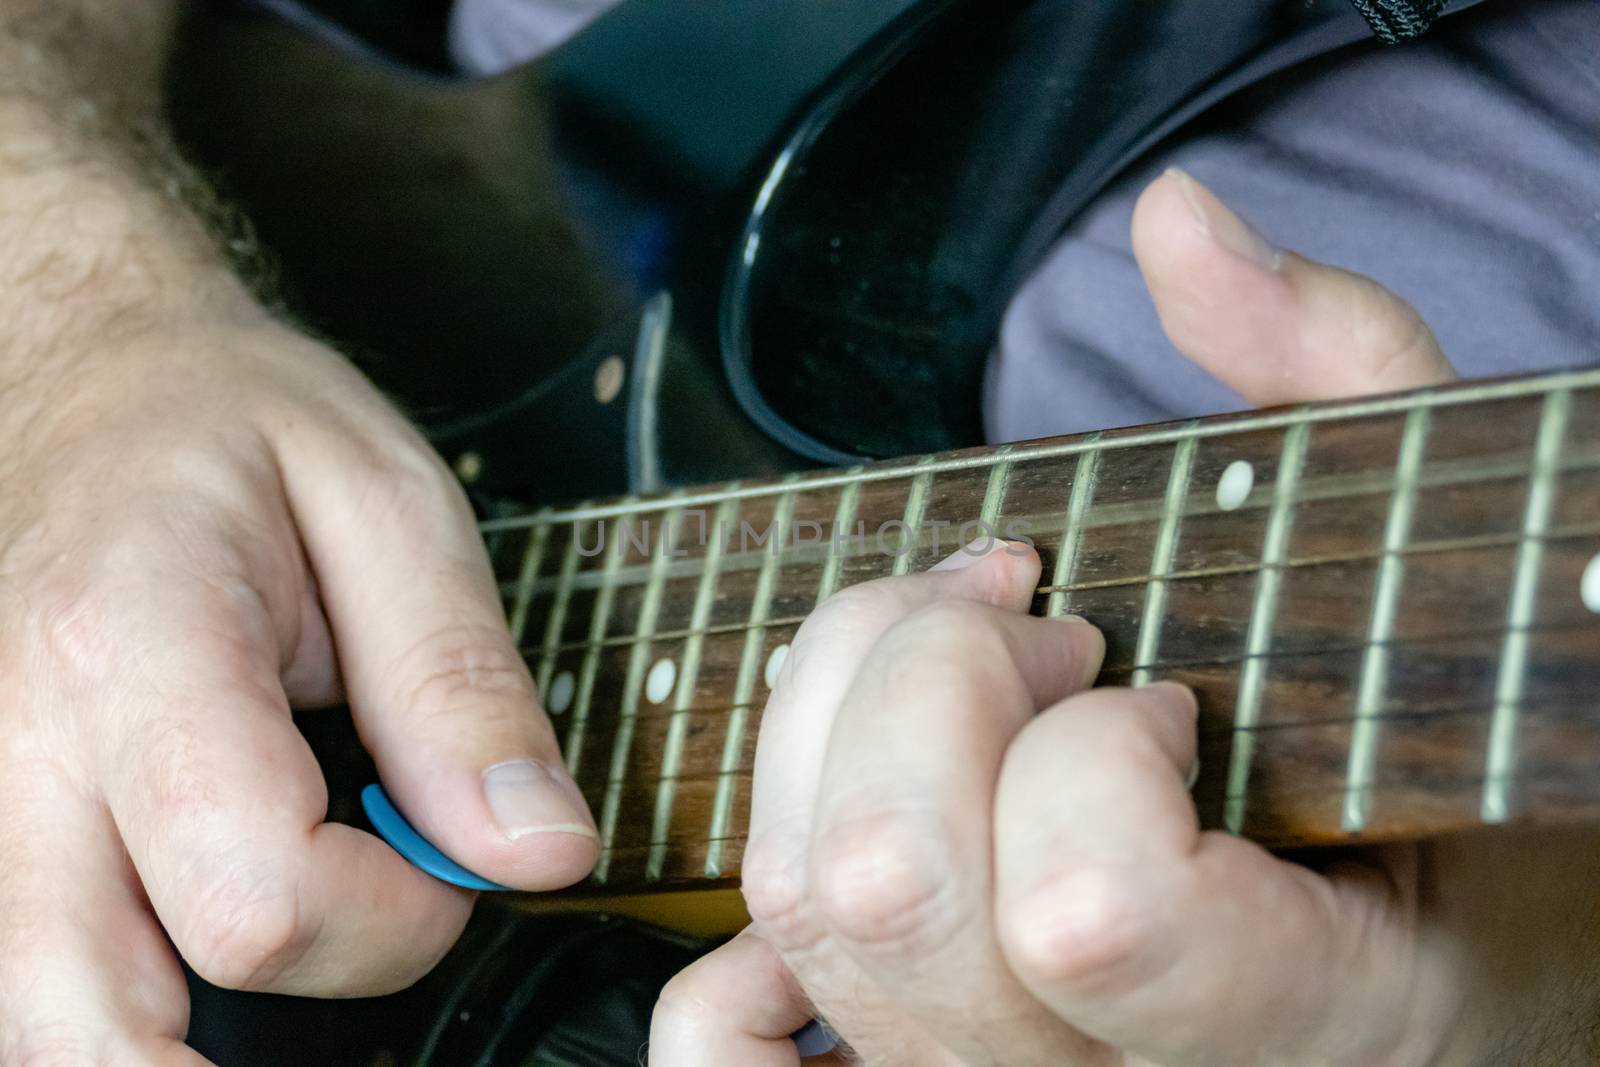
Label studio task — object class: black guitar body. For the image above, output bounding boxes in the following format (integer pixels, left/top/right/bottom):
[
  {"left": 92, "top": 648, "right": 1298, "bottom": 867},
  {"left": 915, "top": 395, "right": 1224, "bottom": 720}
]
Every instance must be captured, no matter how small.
[
  {"left": 170, "top": 0, "right": 1481, "bottom": 507},
  {"left": 165, "top": 1, "right": 1486, "bottom": 1062}
]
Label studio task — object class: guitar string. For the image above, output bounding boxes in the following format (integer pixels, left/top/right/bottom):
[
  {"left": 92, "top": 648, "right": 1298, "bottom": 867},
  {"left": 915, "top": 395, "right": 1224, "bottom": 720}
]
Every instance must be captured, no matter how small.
[
  {"left": 489, "top": 446, "right": 1600, "bottom": 611},
  {"left": 577, "top": 762, "right": 1600, "bottom": 866},
  {"left": 581, "top": 764, "right": 1600, "bottom": 860},
  {"left": 482, "top": 380, "right": 1600, "bottom": 870},
  {"left": 558, "top": 616, "right": 1598, "bottom": 793},
  {"left": 478, "top": 368, "right": 1600, "bottom": 531},
  {"left": 530, "top": 518, "right": 1600, "bottom": 807},
  {"left": 511, "top": 523, "right": 1600, "bottom": 660}
]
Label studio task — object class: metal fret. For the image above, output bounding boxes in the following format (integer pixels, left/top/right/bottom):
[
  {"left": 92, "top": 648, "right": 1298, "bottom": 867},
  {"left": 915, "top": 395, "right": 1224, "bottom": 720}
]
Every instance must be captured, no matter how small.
[
  {"left": 1483, "top": 388, "right": 1572, "bottom": 823},
  {"left": 706, "top": 487, "right": 799, "bottom": 877},
  {"left": 647, "top": 495, "right": 740, "bottom": 881},
  {"left": 891, "top": 460, "right": 936, "bottom": 577},
  {"left": 1132, "top": 435, "right": 1199, "bottom": 686},
  {"left": 815, "top": 476, "right": 862, "bottom": 601},
  {"left": 506, "top": 519, "right": 552, "bottom": 647},
  {"left": 1224, "top": 423, "right": 1311, "bottom": 833},
  {"left": 535, "top": 520, "right": 584, "bottom": 696},
  {"left": 1343, "top": 407, "right": 1432, "bottom": 832},
  {"left": 595, "top": 506, "right": 684, "bottom": 882},
  {"left": 481, "top": 371, "right": 1600, "bottom": 533},
  {"left": 563, "top": 516, "right": 633, "bottom": 776},
  {"left": 506, "top": 443, "right": 1600, "bottom": 609},
  {"left": 1047, "top": 447, "right": 1100, "bottom": 618},
  {"left": 979, "top": 448, "right": 1014, "bottom": 531}
]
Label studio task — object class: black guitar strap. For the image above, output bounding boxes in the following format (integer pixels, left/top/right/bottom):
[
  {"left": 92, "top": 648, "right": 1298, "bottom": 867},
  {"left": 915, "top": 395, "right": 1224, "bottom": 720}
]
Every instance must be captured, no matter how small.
[{"left": 1350, "top": 0, "right": 1452, "bottom": 42}]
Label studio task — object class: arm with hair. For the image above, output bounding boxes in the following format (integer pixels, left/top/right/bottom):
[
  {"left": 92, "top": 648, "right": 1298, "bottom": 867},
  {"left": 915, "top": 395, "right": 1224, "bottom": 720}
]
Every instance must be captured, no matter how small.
[
  {"left": 0, "top": 1, "right": 254, "bottom": 348},
  {"left": 0, "top": 4, "right": 595, "bottom": 1063}
]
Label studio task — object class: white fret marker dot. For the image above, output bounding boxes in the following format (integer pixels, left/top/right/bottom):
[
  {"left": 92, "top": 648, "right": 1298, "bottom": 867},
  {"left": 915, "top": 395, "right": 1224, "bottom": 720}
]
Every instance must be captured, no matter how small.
[
  {"left": 765, "top": 644, "right": 790, "bottom": 690},
  {"left": 547, "top": 671, "right": 575, "bottom": 715},
  {"left": 1216, "top": 460, "right": 1255, "bottom": 511},
  {"left": 646, "top": 657, "right": 677, "bottom": 704},
  {"left": 1582, "top": 553, "right": 1600, "bottom": 614}
]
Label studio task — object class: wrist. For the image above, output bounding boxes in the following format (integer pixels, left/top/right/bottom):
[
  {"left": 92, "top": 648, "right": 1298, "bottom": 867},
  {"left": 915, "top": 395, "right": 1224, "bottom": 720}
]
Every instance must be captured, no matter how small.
[{"left": 0, "top": 101, "right": 258, "bottom": 361}]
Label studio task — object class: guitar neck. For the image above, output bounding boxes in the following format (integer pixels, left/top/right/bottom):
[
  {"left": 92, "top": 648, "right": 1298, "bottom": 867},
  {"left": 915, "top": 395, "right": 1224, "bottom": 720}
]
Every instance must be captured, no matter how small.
[{"left": 485, "top": 369, "right": 1600, "bottom": 895}]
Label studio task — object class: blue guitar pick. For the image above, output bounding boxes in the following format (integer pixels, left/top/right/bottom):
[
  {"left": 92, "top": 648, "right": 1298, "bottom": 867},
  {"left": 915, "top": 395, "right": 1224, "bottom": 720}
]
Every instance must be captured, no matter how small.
[{"left": 361, "top": 783, "right": 510, "bottom": 892}]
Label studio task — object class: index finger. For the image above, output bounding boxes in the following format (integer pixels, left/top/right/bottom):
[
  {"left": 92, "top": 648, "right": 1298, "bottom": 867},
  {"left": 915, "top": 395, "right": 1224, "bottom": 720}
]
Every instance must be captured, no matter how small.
[
  {"left": 803, "top": 603, "right": 1104, "bottom": 1064},
  {"left": 274, "top": 411, "right": 597, "bottom": 891},
  {"left": 744, "top": 541, "right": 1040, "bottom": 879}
]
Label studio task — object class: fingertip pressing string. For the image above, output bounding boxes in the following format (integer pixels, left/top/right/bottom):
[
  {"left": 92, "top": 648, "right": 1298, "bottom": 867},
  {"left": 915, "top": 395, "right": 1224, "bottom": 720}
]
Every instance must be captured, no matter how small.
[{"left": 361, "top": 782, "right": 511, "bottom": 892}]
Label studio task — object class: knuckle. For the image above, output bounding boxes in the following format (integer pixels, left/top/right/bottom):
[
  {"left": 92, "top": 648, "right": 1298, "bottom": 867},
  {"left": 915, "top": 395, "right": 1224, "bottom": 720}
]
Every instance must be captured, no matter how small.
[
  {"left": 121, "top": 717, "right": 224, "bottom": 826},
  {"left": 651, "top": 967, "right": 718, "bottom": 1038},
  {"left": 739, "top": 832, "right": 812, "bottom": 949},
  {"left": 356, "top": 441, "right": 463, "bottom": 525},
  {"left": 999, "top": 868, "right": 1149, "bottom": 995},
  {"left": 896, "top": 597, "right": 990, "bottom": 634},
  {"left": 392, "top": 624, "right": 536, "bottom": 717},
  {"left": 1094, "top": 698, "right": 1180, "bottom": 768},
  {"left": 882, "top": 600, "right": 1003, "bottom": 658},
  {"left": 31, "top": 582, "right": 117, "bottom": 682},
  {"left": 814, "top": 580, "right": 891, "bottom": 617},
  {"left": 810, "top": 809, "right": 959, "bottom": 954},
  {"left": 178, "top": 864, "right": 310, "bottom": 991},
  {"left": 1351, "top": 289, "right": 1436, "bottom": 382},
  {"left": 799, "top": 582, "right": 902, "bottom": 643},
  {"left": 873, "top": 606, "right": 1012, "bottom": 698}
]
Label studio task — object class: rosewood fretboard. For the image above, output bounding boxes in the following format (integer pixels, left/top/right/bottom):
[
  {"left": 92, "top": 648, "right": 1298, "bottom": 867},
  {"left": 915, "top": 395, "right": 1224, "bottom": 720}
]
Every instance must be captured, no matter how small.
[{"left": 482, "top": 369, "right": 1600, "bottom": 896}]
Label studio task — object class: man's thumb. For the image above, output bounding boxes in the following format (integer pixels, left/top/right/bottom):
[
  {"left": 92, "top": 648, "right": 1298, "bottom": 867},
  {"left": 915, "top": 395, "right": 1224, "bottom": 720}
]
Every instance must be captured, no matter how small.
[{"left": 1132, "top": 167, "right": 1456, "bottom": 405}]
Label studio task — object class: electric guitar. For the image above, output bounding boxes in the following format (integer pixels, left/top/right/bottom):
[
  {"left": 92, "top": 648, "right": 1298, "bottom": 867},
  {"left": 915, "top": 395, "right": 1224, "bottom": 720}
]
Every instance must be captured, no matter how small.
[
  {"left": 176, "top": 0, "right": 1585, "bottom": 948},
  {"left": 477, "top": 367, "right": 1600, "bottom": 932},
  {"left": 166, "top": 1, "right": 1598, "bottom": 1061}
]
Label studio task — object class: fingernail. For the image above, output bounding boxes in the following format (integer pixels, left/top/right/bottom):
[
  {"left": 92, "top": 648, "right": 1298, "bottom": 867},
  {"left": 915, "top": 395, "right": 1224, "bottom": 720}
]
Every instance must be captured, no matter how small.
[
  {"left": 1145, "top": 680, "right": 1200, "bottom": 716},
  {"left": 931, "top": 537, "right": 1009, "bottom": 571},
  {"left": 1185, "top": 757, "right": 1202, "bottom": 791},
  {"left": 483, "top": 760, "right": 597, "bottom": 841},
  {"left": 1166, "top": 167, "right": 1280, "bottom": 271},
  {"left": 1053, "top": 613, "right": 1092, "bottom": 625}
]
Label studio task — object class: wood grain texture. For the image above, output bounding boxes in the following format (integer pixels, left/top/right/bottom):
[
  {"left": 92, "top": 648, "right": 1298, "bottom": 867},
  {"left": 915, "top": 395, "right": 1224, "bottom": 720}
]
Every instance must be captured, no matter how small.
[{"left": 481, "top": 370, "right": 1600, "bottom": 898}]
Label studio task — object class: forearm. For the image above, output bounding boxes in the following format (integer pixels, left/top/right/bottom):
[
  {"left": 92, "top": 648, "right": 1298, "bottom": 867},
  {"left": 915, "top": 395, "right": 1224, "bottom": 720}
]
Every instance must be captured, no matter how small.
[{"left": 0, "top": 0, "right": 255, "bottom": 368}]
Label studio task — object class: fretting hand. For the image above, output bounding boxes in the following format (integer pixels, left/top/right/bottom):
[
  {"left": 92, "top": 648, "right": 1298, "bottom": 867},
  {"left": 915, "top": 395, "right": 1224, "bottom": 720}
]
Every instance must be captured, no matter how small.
[{"left": 647, "top": 171, "right": 1600, "bottom": 1066}]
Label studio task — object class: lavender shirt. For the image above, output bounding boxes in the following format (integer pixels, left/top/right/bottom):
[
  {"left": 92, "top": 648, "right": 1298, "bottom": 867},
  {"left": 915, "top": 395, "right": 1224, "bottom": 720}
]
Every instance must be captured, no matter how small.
[{"left": 451, "top": 0, "right": 1600, "bottom": 444}]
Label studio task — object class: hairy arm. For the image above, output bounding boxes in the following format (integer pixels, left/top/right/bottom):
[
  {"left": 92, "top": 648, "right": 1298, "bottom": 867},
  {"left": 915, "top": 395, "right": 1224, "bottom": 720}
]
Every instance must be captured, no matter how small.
[
  {"left": 0, "top": 5, "right": 594, "bottom": 1063},
  {"left": 0, "top": 0, "right": 252, "bottom": 367}
]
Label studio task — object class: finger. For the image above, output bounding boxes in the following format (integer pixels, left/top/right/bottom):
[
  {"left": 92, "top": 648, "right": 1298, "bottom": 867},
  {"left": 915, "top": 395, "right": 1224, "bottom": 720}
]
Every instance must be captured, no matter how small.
[
  {"left": 275, "top": 416, "right": 597, "bottom": 890},
  {"left": 1132, "top": 167, "right": 1457, "bottom": 406},
  {"left": 0, "top": 758, "right": 210, "bottom": 1065},
  {"left": 94, "top": 585, "right": 473, "bottom": 997},
  {"left": 993, "top": 684, "right": 1442, "bottom": 1065},
  {"left": 805, "top": 605, "right": 1105, "bottom": 1065},
  {"left": 742, "top": 540, "right": 1037, "bottom": 951},
  {"left": 649, "top": 930, "right": 847, "bottom": 1067},
  {"left": 747, "top": 540, "right": 1038, "bottom": 856}
]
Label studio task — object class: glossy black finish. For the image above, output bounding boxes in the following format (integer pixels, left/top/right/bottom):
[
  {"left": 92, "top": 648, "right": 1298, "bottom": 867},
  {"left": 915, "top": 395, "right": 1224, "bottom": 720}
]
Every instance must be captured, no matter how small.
[
  {"left": 172, "top": 0, "right": 1487, "bottom": 502},
  {"left": 170, "top": 0, "right": 925, "bottom": 501},
  {"left": 728, "top": 0, "right": 1375, "bottom": 459}
]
